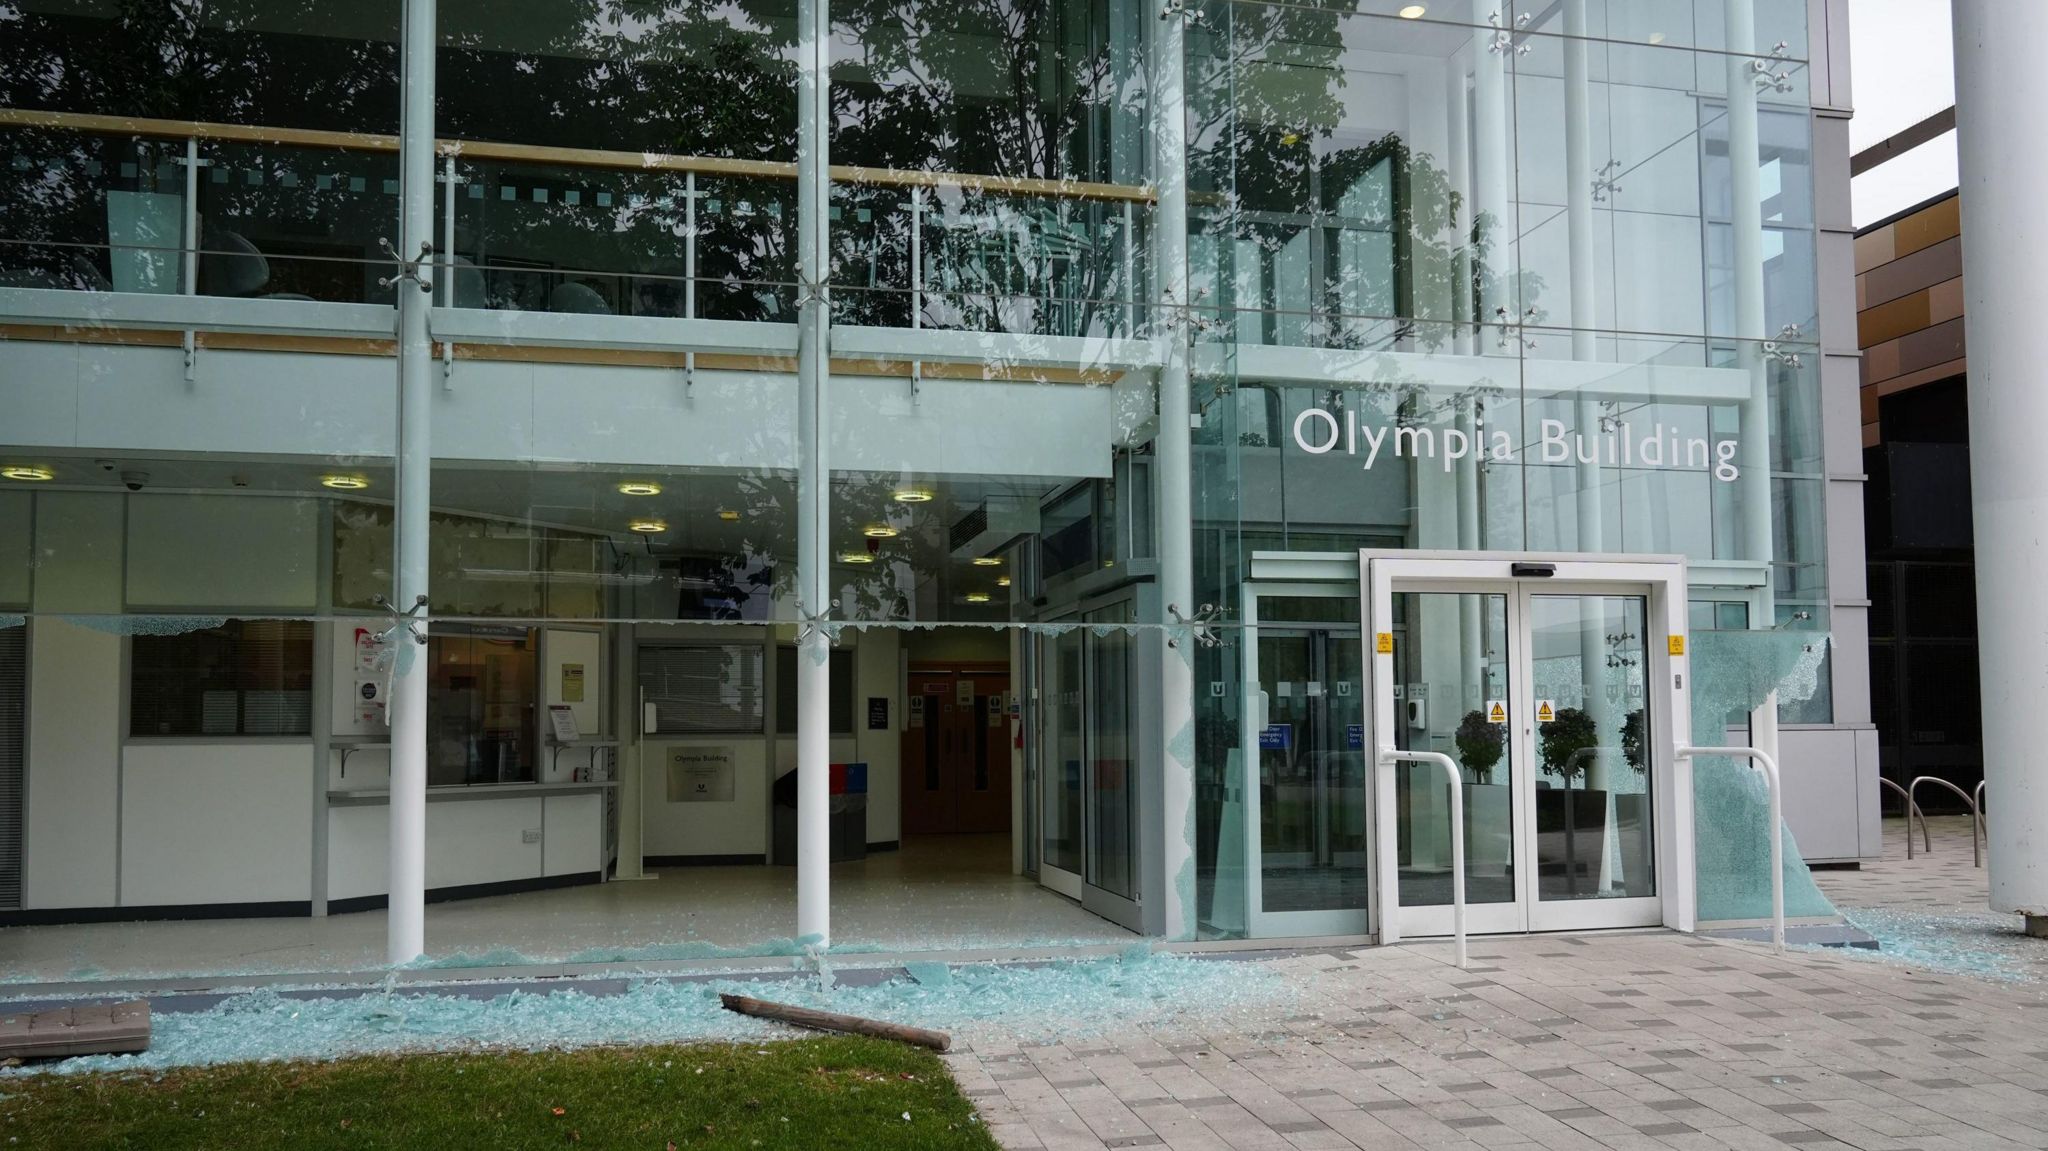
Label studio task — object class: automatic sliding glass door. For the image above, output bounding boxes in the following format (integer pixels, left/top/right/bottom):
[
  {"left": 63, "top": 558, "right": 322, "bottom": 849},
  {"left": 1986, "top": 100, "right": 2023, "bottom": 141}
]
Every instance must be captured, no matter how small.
[
  {"left": 1240, "top": 586, "right": 1368, "bottom": 937},
  {"left": 1367, "top": 555, "right": 1686, "bottom": 941}
]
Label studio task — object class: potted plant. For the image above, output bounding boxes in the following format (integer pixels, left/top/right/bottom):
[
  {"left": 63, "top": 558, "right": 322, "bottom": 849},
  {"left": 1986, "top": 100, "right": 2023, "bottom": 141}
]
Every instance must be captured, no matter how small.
[
  {"left": 1454, "top": 708, "right": 1512, "bottom": 877},
  {"left": 1454, "top": 708, "right": 1505, "bottom": 784},
  {"left": 1536, "top": 706, "right": 1608, "bottom": 895}
]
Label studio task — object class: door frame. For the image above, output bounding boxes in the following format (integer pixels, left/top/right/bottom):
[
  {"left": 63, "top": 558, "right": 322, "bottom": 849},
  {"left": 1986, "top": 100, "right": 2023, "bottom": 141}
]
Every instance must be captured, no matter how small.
[
  {"left": 1239, "top": 581, "right": 1370, "bottom": 938},
  {"left": 1034, "top": 587, "right": 1150, "bottom": 933},
  {"left": 1364, "top": 552, "right": 1696, "bottom": 942}
]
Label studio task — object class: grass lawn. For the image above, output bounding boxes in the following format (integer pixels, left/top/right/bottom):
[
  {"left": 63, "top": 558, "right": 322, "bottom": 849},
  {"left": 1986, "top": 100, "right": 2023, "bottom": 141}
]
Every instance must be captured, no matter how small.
[{"left": 0, "top": 1036, "right": 1003, "bottom": 1150}]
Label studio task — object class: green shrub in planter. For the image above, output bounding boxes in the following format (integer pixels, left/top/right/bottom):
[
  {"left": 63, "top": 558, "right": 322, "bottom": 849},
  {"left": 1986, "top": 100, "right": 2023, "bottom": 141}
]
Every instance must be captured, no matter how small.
[
  {"left": 1539, "top": 706, "right": 1600, "bottom": 788},
  {"left": 1455, "top": 708, "right": 1505, "bottom": 783}
]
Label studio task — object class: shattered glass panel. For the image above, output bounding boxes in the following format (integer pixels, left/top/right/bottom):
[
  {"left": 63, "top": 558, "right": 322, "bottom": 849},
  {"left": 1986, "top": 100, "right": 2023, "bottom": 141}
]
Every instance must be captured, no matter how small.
[{"left": 1690, "top": 629, "right": 1836, "bottom": 922}]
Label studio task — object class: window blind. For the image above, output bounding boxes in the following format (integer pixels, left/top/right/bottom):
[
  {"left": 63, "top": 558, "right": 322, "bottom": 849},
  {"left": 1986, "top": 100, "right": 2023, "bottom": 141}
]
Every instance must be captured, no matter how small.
[{"left": 638, "top": 644, "right": 763, "bottom": 734}]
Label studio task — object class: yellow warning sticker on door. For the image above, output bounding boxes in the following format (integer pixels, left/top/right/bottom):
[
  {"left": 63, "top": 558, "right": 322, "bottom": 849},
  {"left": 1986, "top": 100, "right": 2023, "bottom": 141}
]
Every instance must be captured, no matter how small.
[
  {"left": 1536, "top": 700, "right": 1557, "bottom": 723},
  {"left": 1375, "top": 632, "right": 1394, "bottom": 654},
  {"left": 1668, "top": 634, "right": 1686, "bottom": 656},
  {"left": 1486, "top": 700, "right": 1507, "bottom": 724}
]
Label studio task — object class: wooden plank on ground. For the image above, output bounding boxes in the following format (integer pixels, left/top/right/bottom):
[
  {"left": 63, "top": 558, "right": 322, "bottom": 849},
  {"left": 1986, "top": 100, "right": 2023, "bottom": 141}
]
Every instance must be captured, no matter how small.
[
  {"left": 718, "top": 993, "right": 951, "bottom": 1052},
  {"left": 0, "top": 1000, "right": 150, "bottom": 1059}
]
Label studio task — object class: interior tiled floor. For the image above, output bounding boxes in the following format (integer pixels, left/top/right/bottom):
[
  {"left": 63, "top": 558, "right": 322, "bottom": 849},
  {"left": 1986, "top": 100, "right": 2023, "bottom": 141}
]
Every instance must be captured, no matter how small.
[{"left": 0, "top": 834, "right": 1131, "bottom": 984}]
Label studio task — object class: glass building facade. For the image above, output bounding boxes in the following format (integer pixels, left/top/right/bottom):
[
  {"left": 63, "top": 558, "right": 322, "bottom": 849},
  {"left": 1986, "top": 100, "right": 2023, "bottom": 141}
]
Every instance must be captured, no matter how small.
[{"left": 0, "top": 0, "right": 1868, "bottom": 975}]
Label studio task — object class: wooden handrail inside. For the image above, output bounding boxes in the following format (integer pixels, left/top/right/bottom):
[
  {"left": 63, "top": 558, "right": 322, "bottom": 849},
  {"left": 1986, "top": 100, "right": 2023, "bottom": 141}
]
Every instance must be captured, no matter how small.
[{"left": 0, "top": 107, "right": 1155, "bottom": 205}]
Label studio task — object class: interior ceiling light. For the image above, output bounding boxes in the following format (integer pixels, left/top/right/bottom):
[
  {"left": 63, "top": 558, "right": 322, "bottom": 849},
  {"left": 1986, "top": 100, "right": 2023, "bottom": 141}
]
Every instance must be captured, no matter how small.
[
  {"left": 996, "top": 576, "right": 1012, "bottom": 587},
  {"left": 320, "top": 474, "right": 370, "bottom": 490},
  {"left": 717, "top": 509, "right": 741, "bottom": 521},
  {"left": 970, "top": 556, "right": 1002, "bottom": 567},
  {"left": 1398, "top": 4, "right": 1426, "bottom": 17},
  {"left": 862, "top": 523, "right": 899, "bottom": 538},
  {"left": 629, "top": 519, "right": 668, "bottom": 533},
  {"left": 1647, "top": 31, "right": 1666, "bottom": 44},
  {"left": 2, "top": 465, "right": 54, "bottom": 482},
  {"left": 964, "top": 592, "right": 992, "bottom": 603},
  {"left": 617, "top": 480, "right": 662, "bottom": 496},
  {"left": 892, "top": 488, "right": 934, "bottom": 503},
  {"left": 837, "top": 551, "right": 875, "bottom": 565}
]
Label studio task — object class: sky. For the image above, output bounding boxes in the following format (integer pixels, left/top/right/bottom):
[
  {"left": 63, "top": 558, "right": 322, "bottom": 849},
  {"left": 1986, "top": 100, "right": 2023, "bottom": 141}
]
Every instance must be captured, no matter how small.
[{"left": 1847, "top": 0, "right": 1957, "bottom": 227}]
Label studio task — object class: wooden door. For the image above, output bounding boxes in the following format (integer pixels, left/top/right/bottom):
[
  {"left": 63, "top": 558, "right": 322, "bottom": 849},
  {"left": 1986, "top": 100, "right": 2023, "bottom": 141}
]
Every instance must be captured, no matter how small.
[{"left": 900, "top": 668, "right": 1013, "bottom": 835}]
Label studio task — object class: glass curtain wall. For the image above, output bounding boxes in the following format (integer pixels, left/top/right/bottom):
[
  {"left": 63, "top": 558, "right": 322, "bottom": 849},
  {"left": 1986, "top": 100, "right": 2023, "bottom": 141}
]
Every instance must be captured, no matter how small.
[
  {"left": 1189, "top": 1, "right": 1826, "bottom": 937},
  {"left": 0, "top": 1, "right": 403, "bottom": 973}
]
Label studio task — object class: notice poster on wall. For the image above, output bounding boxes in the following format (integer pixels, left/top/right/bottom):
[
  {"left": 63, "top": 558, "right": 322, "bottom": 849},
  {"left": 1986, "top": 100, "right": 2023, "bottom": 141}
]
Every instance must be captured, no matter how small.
[
  {"left": 560, "top": 663, "right": 585, "bottom": 703},
  {"left": 667, "top": 745, "right": 736, "bottom": 803},
  {"left": 867, "top": 697, "right": 890, "bottom": 730}
]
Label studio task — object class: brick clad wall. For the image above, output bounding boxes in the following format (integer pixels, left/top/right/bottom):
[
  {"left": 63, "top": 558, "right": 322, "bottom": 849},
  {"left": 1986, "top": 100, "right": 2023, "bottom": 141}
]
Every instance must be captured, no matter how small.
[{"left": 1854, "top": 191, "right": 1964, "bottom": 447}]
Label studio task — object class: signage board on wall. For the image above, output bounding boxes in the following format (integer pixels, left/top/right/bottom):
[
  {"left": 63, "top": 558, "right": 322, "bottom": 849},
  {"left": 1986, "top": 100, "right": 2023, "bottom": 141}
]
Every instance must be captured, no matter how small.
[
  {"left": 560, "top": 663, "right": 585, "bottom": 703},
  {"left": 667, "top": 746, "right": 736, "bottom": 803},
  {"left": 867, "top": 697, "right": 890, "bottom": 730}
]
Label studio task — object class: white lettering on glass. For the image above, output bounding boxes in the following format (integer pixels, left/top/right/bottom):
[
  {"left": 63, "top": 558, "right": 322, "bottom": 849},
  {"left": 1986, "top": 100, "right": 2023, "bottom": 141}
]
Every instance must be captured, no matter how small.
[{"left": 1291, "top": 410, "right": 1740, "bottom": 482}]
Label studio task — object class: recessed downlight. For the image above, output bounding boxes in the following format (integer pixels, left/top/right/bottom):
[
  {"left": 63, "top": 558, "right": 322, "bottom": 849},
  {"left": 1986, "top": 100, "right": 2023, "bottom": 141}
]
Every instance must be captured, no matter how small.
[
  {"left": 964, "top": 592, "right": 992, "bottom": 604},
  {"left": 617, "top": 480, "right": 662, "bottom": 496},
  {"left": 1398, "top": 4, "right": 1426, "bottom": 18},
  {"left": 320, "top": 474, "right": 370, "bottom": 490},
  {"left": 629, "top": 519, "right": 668, "bottom": 534},
  {"left": 1648, "top": 31, "right": 1666, "bottom": 44},
  {"left": 2, "top": 465, "right": 54, "bottom": 482},
  {"left": 862, "top": 524, "right": 899, "bottom": 539},
  {"left": 892, "top": 488, "right": 935, "bottom": 503},
  {"left": 838, "top": 551, "right": 875, "bottom": 565},
  {"left": 970, "top": 557, "right": 1002, "bottom": 567},
  {"left": 996, "top": 576, "right": 1012, "bottom": 588},
  {"left": 717, "top": 509, "right": 741, "bottom": 521}
]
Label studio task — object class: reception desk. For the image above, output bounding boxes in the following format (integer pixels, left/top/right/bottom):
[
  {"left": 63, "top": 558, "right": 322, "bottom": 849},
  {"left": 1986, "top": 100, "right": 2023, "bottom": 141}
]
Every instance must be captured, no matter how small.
[{"left": 325, "top": 781, "right": 615, "bottom": 912}]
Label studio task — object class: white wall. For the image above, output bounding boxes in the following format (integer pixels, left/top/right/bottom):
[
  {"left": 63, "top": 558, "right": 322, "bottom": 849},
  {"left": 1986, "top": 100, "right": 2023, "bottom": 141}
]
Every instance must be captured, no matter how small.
[
  {"left": 1, "top": 342, "right": 1119, "bottom": 479},
  {"left": 0, "top": 491, "right": 30, "bottom": 606},
  {"left": 125, "top": 493, "right": 319, "bottom": 610},
  {"left": 542, "top": 627, "right": 604, "bottom": 781},
  {"left": 642, "top": 737, "right": 770, "bottom": 859},
  {"left": 32, "top": 491, "right": 122, "bottom": 613},
  {"left": 23, "top": 619, "right": 121, "bottom": 908},
  {"left": 119, "top": 743, "right": 314, "bottom": 905},
  {"left": 854, "top": 628, "right": 902, "bottom": 845}
]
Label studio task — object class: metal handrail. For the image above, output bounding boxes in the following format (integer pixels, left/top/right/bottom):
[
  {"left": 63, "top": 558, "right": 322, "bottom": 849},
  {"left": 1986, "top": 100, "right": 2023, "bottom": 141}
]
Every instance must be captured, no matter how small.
[
  {"left": 1377, "top": 748, "right": 1467, "bottom": 969},
  {"left": 1676, "top": 745, "right": 1783, "bottom": 952},
  {"left": 1878, "top": 776, "right": 1931, "bottom": 857},
  {"left": 0, "top": 106, "right": 1158, "bottom": 205},
  {"left": 1975, "top": 779, "right": 1986, "bottom": 853},
  {"left": 1910, "top": 776, "right": 1983, "bottom": 868}
]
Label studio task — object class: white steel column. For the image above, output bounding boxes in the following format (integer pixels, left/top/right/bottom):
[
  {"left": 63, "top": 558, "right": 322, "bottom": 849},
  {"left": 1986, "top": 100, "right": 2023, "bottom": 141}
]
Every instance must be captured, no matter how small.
[
  {"left": 386, "top": 0, "right": 436, "bottom": 967},
  {"left": 1953, "top": 0, "right": 2048, "bottom": 933},
  {"left": 1471, "top": 0, "right": 1512, "bottom": 331},
  {"left": 1563, "top": 1, "right": 1617, "bottom": 881},
  {"left": 1153, "top": 5, "right": 1196, "bottom": 940},
  {"left": 794, "top": 0, "right": 833, "bottom": 948},
  {"left": 1723, "top": 0, "right": 1779, "bottom": 769}
]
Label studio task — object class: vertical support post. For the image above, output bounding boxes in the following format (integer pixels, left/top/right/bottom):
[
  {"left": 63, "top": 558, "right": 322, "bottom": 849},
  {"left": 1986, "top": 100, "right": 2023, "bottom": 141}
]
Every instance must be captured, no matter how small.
[
  {"left": 1952, "top": 0, "right": 2048, "bottom": 932},
  {"left": 439, "top": 154, "right": 457, "bottom": 307},
  {"left": 909, "top": 185, "right": 923, "bottom": 330},
  {"left": 386, "top": 0, "right": 437, "bottom": 968},
  {"left": 181, "top": 137, "right": 200, "bottom": 297},
  {"left": 794, "top": 0, "right": 833, "bottom": 950},
  {"left": 180, "top": 136, "right": 200, "bottom": 378},
  {"left": 1153, "top": 4, "right": 1196, "bottom": 940},
  {"left": 1724, "top": 0, "right": 1779, "bottom": 776},
  {"left": 1470, "top": 0, "right": 1512, "bottom": 340},
  {"left": 1563, "top": 0, "right": 1617, "bottom": 885},
  {"left": 685, "top": 170, "right": 698, "bottom": 391}
]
